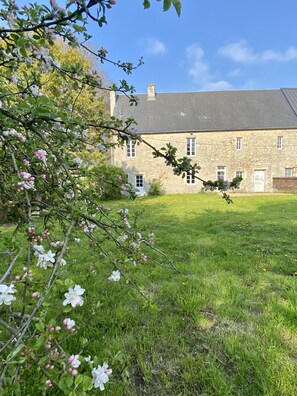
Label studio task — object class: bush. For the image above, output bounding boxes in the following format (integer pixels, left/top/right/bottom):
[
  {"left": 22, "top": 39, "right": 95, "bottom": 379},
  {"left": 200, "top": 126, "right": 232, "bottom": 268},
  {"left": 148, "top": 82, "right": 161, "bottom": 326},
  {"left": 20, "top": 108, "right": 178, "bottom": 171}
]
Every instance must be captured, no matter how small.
[
  {"left": 90, "top": 165, "right": 128, "bottom": 200},
  {"left": 148, "top": 179, "right": 165, "bottom": 196}
]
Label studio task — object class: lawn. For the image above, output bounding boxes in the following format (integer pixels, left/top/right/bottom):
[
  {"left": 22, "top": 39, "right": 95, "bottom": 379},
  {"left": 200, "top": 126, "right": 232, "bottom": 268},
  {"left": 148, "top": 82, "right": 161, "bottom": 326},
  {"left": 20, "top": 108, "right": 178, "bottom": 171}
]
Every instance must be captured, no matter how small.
[{"left": 2, "top": 193, "right": 297, "bottom": 395}]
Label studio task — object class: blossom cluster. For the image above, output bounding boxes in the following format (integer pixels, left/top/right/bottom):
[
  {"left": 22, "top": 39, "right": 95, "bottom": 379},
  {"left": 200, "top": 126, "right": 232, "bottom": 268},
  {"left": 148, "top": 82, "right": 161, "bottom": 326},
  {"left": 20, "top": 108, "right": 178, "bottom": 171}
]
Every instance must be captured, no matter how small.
[
  {"left": 91, "top": 363, "right": 112, "bottom": 391},
  {"left": 3, "top": 128, "right": 26, "bottom": 142},
  {"left": 18, "top": 171, "right": 35, "bottom": 191},
  {"left": 0, "top": 284, "right": 16, "bottom": 306}
]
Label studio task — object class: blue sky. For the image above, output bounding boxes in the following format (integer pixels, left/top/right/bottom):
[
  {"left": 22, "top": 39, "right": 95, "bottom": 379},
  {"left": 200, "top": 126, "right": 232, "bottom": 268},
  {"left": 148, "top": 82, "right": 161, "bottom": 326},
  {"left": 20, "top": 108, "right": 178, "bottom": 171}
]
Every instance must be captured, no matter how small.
[{"left": 89, "top": 0, "right": 297, "bottom": 94}]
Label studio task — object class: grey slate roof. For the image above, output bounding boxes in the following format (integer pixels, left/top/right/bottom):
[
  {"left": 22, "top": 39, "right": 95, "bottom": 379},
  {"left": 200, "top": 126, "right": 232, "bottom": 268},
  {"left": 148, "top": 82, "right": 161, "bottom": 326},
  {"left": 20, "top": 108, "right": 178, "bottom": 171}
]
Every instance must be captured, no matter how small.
[{"left": 113, "top": 88, "right": 297, "bottom": 134}]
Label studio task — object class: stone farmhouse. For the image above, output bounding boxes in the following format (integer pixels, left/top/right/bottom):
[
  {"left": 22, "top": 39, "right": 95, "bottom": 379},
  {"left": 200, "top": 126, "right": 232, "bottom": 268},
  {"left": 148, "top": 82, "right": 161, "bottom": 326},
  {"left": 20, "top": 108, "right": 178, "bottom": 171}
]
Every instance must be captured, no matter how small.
[{"left": 110, "top": 86, "right": 297, "bottom": 194}]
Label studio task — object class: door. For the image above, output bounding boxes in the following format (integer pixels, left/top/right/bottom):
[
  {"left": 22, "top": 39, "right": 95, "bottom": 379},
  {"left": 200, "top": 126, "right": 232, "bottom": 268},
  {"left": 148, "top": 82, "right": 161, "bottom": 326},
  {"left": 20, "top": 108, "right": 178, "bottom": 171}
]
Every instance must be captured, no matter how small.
[
  {"left": 135, "top": 175, "right": 145, "bottom": 196},
  {"left": 253, "top": 170, "right": 265, "bottom": 192}
]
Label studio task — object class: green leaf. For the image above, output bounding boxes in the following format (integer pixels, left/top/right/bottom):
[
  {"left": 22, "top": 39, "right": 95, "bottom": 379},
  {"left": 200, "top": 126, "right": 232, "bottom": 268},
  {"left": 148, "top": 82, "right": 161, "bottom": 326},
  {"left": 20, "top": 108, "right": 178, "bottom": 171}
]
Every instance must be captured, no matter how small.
[
  {"left": 163, "top": 0, "right": 171, "bottom": 12},
  {"left": 35, "top": 334, "right": 47, "bottom": 349},
  {"left": 73, "top": 24, "right": 85, "bottom": 32},
  {"left": 82, "top": 376, "right": 93, "bottom": 391},
  {"left": 74, "top": 374, "right": 84, "bottom": 387},
  {"left": 63, "top": 305, "right": 72, "bottom": 313},
  {"left": 143, "top": 0, "right": 151, "bottom": 9},
  {"left": 38, "top": 355, "right": 49, "bottom": 367},
  {"left": 19, "top": 46, "right": 27, "bottom": 58},
  {"left": 35, "top": 322, "right": 45, "bottom": 332},
  {"left": 172, "top": 0, "right": 181, "bottom": 16},
  {"left": 59, "top": 376, "right": 73, "bottom": 392}
]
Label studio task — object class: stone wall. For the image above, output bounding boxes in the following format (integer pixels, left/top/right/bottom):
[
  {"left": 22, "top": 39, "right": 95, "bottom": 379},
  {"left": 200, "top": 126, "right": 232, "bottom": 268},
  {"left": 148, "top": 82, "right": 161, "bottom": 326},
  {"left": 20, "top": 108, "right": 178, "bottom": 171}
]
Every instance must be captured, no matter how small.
[{"left": 111, "top": 128, "right": 297, "bottom": 194}]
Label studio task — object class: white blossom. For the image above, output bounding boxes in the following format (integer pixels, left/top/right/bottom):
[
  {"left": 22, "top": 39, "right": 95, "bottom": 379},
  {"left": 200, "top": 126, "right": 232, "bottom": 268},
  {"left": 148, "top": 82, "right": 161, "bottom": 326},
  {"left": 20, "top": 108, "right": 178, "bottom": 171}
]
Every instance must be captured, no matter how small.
[
  {"left": 60, "top": 258, "right": 67, "bottom": 266},
  {"left": 72, "top": 157, "right": 83, "bottom": 167},
  {"left": 68, "top": 354, "right": 81, "bottom": 369},
  {"left": 84, "top": 355, "right": 93, "bottom": 364},
  {"left": 116, "top": 234, "right": 128, "bottom": 243},
  {"left": 83, "top": 222, "right": 96, "bottom": 234},
  {"left": 37, "top": 250, "right": 56, "bottom": 269},
  {"left": 32, "top": 244, "right": 45, "bottom": 256},
  {"left": 50, "top": 241, "right": 63, "bottom": 248},
  {"left": 0, "top": 284, "right": 16, "bottom": 306},
  {"left": 30, "top": 85, "right": 39, "bottom": 97},
  {"left": 108, "top": 270, "right": 121, "bottom": 282},
  {"left": 63, "top": 318, "right": 76, "bottom": 331},
  {"left": 11, "top": 74, "right": 18, "bottom": 84},
  {"left": 117, "top": 208, "right": 129, "bottom": 216},
  {"left": 91, "top": 363, "right": 112, "bottom": 391},
  {"left": 63, "top": 285, "right": 85, "bottom": 308}
]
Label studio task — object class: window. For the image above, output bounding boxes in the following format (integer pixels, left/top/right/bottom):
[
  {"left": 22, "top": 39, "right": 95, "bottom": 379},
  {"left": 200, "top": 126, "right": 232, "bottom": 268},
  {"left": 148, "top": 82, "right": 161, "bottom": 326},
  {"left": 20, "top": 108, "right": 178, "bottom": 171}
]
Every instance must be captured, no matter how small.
[
  {"left": 236, "top": 171, "right": 244, "bottom": 179},
  {"left": 135, "top": 175, "right": 144, "bottom": 188},
  {"left": 186, "top": 138, "right": 196, "bottom": 156},
  {"left": 236, "top": 137, "right": 242, "bottom": 150},
  {"left": 285, "top": 168, "right": 293, "bottom": 177},
  {"left": 186, "top": 171, "right": 195, "bottom": 185},
  {"left": 126, "top": 139, "right": 136, "bottom": 157},
  {"left": 277, "top": 136, "right": 283, "bottom": 150},
  {"left": 217, "top": 166, "right": 226, "bottom": 180}
]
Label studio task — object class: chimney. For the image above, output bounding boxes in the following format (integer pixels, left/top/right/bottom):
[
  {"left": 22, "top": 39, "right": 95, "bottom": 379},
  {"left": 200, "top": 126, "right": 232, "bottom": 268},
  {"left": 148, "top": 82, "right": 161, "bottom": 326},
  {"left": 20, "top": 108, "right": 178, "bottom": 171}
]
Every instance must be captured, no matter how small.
[
  {"left": 110, "top": 90, "right": 116, "bottom": 116},
  {"left": 147, "top": 84, "right": 156, "bottom": 101}
]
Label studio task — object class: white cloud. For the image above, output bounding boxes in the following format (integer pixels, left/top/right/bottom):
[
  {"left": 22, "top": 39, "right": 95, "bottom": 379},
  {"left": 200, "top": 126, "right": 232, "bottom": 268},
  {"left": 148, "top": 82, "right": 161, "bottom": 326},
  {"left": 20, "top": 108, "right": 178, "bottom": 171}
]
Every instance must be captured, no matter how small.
[
  {"left": 146, "top": 37, "right": 167, "bottom": 55},
  {"left": 185, "top": 43, "right": 233, "bottom": 91},
  {"left": 218, "top": 40, "right": 257, "bottom": 64},
  {"left": 261, "top": 46, "right": 297, "bottom": 62},
  {"left": 228, "top": 68, "right": 242, "bottom": 77},
  {"left": 203, "top": 80, "right": 233, "bottom": 91},
  {"left": 218, "top": 40, "right": 297, "bottom": 64},
  {"left": 186, "top": 44, "right": 212, "bottom": 84}
]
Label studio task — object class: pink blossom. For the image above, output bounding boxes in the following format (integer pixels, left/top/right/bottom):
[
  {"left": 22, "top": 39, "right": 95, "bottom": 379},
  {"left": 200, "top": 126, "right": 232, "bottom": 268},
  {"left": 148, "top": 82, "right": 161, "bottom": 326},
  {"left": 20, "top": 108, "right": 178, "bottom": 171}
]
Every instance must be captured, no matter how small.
[
  {"left": 15, "top": 132, "right": 26, "bottom": 142},
  {"left": 63, "top": 318, "right": 75, "bottom": 331},
  {"left": 32, "top": 291, "right": 40, "bottom": 299},
  {"left": 71, "top": 369, "right": 78, "bottom": 376},
  {"left": 45, "top": 379, "right": 52, "bottom": 388},
  {"left": 20, "top": 171, "right": 32, "bottom": 180},
  {"left": 23, "top": 159, "right": 30, "bottom": 167},
  {"left": 68, "top": 354, "right": 81, "bottom": 369},
  {"left": 45, "top": 342, "right": 51, "bottom": 349},
  {"left": 34, "top": 149, "right": 47, "bottom": 163},
  {"left": 42, "top": 229, "right": 50, "bottom": 238}
]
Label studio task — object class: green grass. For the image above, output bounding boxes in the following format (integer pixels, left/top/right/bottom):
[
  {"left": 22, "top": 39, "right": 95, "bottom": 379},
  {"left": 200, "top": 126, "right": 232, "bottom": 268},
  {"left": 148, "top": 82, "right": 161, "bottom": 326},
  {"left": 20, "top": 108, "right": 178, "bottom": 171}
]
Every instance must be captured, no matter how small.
[{"left": 2, "top": 193, "right": 297, "bottom": 395}]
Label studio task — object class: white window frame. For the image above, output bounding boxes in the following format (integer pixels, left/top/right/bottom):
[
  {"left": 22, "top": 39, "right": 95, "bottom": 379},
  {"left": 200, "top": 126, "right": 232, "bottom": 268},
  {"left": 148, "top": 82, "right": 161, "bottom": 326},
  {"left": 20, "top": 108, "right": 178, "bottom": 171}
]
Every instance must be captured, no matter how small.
[
  {"left": 236, "top": 171, "right": 244, "bottom": 179},
  {"left": 285, "top": 168, "right": 293, "bottom": 177},
  {"left": 236, "top": 137, "right": 242, "bottom": 150},
  {"left": 217, "top": 166, "right": 226, "bottom": 181},
  {"left": 126, "top": 139, "right": 136, "bottom": 158},
  {"left": 186, "top": 171, "right": 196, "bottom": 185},
  {"left": 277, "top": 136, "right": 283, "bottom": 150},
  {"left": 186, "top": 138, "right": 196, "bottom": 156},
  {"left": 135, "top": 174, "right": 144, "bottom": 188}
]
